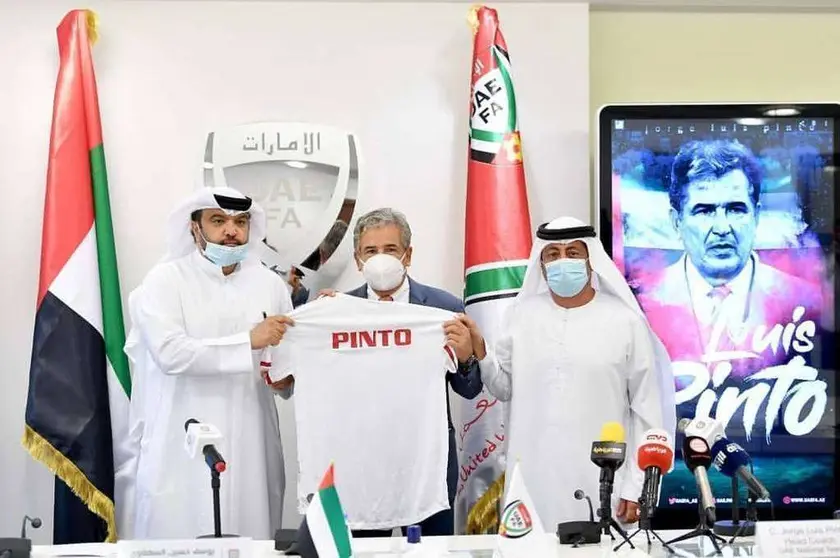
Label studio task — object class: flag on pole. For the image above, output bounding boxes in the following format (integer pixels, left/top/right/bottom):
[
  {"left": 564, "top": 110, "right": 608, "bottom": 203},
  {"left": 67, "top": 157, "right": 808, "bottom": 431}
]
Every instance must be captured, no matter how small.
[
  {"left": 457, "top": 4, "right": 533, "bottom": 535},
  {"left": 288, "top": 464, "right": 354, "bottom": 558},
  {"left": 22, "top": 10, "right": 131, "bottom": 544}
]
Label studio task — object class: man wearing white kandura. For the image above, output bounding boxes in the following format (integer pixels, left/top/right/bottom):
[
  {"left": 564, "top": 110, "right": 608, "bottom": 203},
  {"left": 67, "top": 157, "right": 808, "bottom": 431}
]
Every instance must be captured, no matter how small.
[
  {"left": 459, "top": 216, "right": 676, "bottom": 528},
  {"left": 119, "top": 186, "right": 296, "bottom": 540}
]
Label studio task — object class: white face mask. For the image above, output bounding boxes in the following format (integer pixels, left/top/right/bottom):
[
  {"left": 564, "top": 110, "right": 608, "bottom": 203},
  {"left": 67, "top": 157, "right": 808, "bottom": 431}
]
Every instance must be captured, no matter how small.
[{"left": 362, "top": 253, "right": 406, "bottom": 292}]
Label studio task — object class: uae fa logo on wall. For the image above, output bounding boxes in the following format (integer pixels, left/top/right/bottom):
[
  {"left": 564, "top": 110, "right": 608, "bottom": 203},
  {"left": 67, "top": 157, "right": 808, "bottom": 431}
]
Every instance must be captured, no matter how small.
[{"left": 201, "top": 122, "right": 361, "bottom": 295}]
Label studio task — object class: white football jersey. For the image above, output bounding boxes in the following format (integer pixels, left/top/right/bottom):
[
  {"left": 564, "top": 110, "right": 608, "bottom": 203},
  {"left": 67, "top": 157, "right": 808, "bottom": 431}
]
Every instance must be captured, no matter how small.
[{"left": 285, "top": 293, "right": 458, "bottom": 529}]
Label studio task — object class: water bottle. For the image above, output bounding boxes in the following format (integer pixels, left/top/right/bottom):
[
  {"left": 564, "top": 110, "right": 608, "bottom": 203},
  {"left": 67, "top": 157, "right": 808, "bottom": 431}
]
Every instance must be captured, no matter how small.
[{"left": 402, "top": 525, "right": 424, "bottom": 556}]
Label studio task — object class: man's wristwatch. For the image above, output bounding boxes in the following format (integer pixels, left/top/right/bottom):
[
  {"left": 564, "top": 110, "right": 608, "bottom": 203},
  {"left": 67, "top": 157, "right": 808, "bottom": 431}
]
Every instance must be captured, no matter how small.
[{"left": 458, "top": 354, "right": 478, "bottom": 372}]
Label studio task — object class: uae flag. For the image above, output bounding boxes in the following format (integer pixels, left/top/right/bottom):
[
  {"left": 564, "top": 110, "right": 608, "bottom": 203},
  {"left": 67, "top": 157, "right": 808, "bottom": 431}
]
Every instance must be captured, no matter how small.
[
  {"left": 22, "top": 10, "right": 131, "bottom": 544},
  {"left": 288, "top": 464, "right": 354, "bottom": 558},
  {"left": 456, "top": 5, "right": 532, "bottom": 535}
]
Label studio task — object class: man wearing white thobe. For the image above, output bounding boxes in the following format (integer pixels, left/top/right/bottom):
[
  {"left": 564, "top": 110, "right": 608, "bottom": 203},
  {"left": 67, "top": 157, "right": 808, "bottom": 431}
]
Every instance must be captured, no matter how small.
[
  {"left": 461, "top": 217, "right": 676, "bottom": 528},
  {"left": 121, "top": 187, "right": 295, "bottom": 540}
]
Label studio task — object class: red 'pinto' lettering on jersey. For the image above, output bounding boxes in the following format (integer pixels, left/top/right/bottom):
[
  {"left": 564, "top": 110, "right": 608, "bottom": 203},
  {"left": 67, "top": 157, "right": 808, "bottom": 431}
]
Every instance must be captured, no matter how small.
[{"left": 331, "top": 329, "right": 412, "bottom": 349}]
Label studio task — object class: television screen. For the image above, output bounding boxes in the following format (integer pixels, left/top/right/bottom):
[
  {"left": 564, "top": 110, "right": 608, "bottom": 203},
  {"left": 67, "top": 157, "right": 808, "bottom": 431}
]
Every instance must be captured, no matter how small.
[{"left": 598, "top": 104, "right": 839, "bottom": 523}]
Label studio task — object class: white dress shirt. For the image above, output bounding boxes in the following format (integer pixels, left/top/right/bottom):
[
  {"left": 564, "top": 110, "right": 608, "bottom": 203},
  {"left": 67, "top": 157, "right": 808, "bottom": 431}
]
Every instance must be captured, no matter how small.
[
  {"left": 366, "top": 276, "right": 410, "bottom": 303},
  {"left": 685, "top": 254, "right": 754, "bottom": 326}
]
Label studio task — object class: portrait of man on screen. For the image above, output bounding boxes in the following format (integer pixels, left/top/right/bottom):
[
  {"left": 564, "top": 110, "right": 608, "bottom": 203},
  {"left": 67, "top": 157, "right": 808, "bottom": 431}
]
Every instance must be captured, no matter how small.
[
  {"left": 635, "top": 139, "right": 825, "bottom": 376},
  {"left": 606, "top": 113, "right": 836, "bottom": 512}
]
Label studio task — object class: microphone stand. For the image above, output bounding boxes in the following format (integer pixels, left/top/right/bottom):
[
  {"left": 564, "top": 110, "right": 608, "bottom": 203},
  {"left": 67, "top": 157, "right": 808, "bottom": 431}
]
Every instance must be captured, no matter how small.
[
  {"left": 728, "top": 488, "right": 759, "bottom": 544},
  {"left": 712, "top": 477, "right": 756, "bottom": 539},
  {"left": 614, "top": 495, "right": 673, "bottom": 553},
  {"left": 597, "top": 469, "right": 635, "bottom": 550},
  {"left": 212, "top": 468, "right": 222, "bottom": 538},
  {"left": 664, "top": 501, "right": 727, "bottom": 555},
  {"left": 198, "top": 468, "right": 238, "bottom": 538}
]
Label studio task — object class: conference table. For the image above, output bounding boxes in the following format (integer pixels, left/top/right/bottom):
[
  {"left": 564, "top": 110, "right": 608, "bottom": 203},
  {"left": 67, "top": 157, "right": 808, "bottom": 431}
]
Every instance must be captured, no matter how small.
[{"left": 31, "top": 531, "right": 758, "bottom": 557}]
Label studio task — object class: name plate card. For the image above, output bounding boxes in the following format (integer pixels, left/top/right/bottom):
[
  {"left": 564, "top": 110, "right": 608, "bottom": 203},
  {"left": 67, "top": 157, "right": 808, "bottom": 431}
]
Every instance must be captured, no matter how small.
[
  {"left": 116, "top": 538, "right": 253, "bottom": 558},
  {"left": 756, "top": 520, "right": 840, "bottom": 557}
]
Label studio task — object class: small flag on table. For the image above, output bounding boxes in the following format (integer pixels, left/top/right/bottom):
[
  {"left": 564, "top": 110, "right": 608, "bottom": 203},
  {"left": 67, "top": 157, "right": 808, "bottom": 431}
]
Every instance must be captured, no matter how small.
[
  {"left": 493, "top": 461, "right": 549, "bottom": 558},
  {"left": 288, "top": 464, "right": 354, "bottom": 558}
]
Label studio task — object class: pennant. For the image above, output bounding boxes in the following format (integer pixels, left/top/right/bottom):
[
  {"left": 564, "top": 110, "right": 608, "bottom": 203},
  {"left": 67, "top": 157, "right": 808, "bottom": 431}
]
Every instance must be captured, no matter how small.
[{"left": 493, "top": 462, "right": 549, "bottom": 558}]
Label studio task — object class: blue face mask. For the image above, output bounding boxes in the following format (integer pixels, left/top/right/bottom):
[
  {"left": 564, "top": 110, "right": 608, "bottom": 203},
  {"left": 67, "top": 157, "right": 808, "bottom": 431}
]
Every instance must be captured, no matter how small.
[
  {"left": 197, "top": 228, "right": 249, "bottom": 267},
  {"left": 203, "top": 241, "right": 249, "bottom": 267},
  {"left": 544, "top": 258, "right": 589, "bottom": 297}
]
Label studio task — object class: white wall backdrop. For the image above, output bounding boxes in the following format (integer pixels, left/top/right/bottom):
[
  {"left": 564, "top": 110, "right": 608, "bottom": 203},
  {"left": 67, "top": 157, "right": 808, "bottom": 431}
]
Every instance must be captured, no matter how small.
[{"left": 0, "top": 0, "right": 589, "bottom": 542}]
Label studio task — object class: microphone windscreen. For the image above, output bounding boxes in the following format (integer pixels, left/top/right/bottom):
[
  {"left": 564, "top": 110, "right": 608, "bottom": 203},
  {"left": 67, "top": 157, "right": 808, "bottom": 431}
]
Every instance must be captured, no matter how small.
[
  {"left": 710, "top": 438, "right": 751, "bottom": 477},
  {"left": 600, "top": 422, "right": 625, "bottom": 443},
  {"left": 682, "top": 436, "right": 712, "bottom": 471},
  {"left": 637, "top": 442, "right": 674, "bottom": 472}
]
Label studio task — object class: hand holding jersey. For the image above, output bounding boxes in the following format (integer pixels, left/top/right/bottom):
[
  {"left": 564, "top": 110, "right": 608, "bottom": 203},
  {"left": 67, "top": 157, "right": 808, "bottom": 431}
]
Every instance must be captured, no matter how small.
[
  {"left": 250, "top": 315, "right": 296, "bottom": 349},
  {"left": 443, "top": 316, "right": 475, "bottom": 362}
]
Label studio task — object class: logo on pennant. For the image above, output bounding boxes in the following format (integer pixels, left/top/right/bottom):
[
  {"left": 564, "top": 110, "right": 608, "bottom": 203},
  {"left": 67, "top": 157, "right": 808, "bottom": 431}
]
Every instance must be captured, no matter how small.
[{"left": 498, "top": 499, "right": 533, "bottom": 538}]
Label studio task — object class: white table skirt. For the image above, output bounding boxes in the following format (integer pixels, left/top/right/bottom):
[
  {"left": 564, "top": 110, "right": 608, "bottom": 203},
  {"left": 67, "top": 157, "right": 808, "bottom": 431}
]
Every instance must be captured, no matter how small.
[{"left": 32, "top": 530, "right": 757, "bottom": 558}]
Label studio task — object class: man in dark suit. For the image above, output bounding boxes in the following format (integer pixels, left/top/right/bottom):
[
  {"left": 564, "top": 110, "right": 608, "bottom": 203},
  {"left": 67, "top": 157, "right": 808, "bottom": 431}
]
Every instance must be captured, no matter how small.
[{"left": 343, "top": 207, "right": 484, "bottom": 538}]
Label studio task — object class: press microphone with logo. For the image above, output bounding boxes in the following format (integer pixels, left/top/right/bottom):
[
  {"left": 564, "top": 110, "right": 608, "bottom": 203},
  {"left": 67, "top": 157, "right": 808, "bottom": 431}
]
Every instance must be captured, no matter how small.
[
  {"left": 184, "top": 419, "right": 227, "bottom": 474},
  {"left": 637, "top": 429, "right": 674, "bottom": 519},
  {"left": 590, "top": 422, "right": 626, "bottom": 526},
  {"left": 678, "top": 417, "right": 725, "bottom": 445},
  {"left": 683, "top": 435, "right": 717, "bottom": 524},
  {"left": 710, "top": 438, "right": 770, "bottom": 500}
]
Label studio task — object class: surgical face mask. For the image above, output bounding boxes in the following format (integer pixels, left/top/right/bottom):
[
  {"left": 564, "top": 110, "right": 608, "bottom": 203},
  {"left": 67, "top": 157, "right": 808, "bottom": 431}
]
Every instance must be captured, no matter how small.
[
  {"left": 197, "top": 227, "right": 249, "bottom": 267},
  {"left": 544, "top": 258, "right": 589, "bottom": 297},
  {"left": 362, "top": 253, "right": 406, "bottom": 292}
]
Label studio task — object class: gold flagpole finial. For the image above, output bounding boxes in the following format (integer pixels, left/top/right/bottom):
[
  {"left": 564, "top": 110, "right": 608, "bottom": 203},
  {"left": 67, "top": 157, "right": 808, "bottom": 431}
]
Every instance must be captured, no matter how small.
[
  {"left": 467, "top": 4, "right": 482, "bottom": 35},
  {"left": 85, "top": 10, "right": 99, "bottom": 46}
]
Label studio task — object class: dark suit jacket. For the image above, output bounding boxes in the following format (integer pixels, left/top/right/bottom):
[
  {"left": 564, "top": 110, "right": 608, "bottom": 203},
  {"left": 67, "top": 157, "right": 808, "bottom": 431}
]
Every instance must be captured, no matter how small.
[{"left": 346, "top": 277, "right": 483, "bottom": 504}]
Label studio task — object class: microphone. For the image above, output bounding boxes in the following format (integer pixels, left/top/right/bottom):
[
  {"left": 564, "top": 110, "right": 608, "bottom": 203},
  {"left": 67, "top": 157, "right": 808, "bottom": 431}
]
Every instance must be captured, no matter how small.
[
  {"left": 557, "top": 490, "right": 600, "bottom": 546},
  {"left": 678, "top": 417, "right": 725, "bottom": 445},
  {"left": 574, "top": 489, "right": 595, "bottom": 522},
  {"left": 710, "top": 438, "right": 770, "bottom": 500},
  {"left": 586, "top": 422, "right": 636, "bottom": 548},
  {"left": 637, "top": 429, "right": 674, "bottom": 520},
  {"left": 590, "top": 422, "right": 626, "bottom": 470},
  {"left": 184, "top": 419, "right": 227, "bottom": 474},
  {"left": 683, "top": 435, "right": 717, "bottom": 524},
  {"left": 590, "top": 422, "right": 626, "bottom": 526},
  {"left": 19, "top": 516, "right": 41, "bottom": 539}
]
